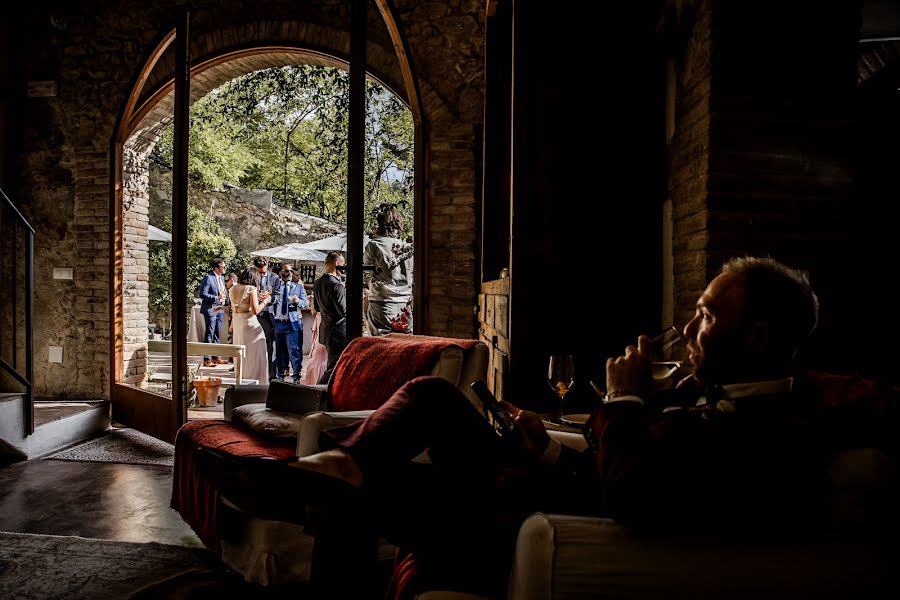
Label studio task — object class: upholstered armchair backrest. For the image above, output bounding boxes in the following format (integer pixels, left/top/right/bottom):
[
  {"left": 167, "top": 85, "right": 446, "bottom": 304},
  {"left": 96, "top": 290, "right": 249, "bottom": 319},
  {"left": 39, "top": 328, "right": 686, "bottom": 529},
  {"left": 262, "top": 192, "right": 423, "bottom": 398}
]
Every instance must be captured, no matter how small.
[{"left": 326, "top": 334, "right": 488, "bottom": 413}]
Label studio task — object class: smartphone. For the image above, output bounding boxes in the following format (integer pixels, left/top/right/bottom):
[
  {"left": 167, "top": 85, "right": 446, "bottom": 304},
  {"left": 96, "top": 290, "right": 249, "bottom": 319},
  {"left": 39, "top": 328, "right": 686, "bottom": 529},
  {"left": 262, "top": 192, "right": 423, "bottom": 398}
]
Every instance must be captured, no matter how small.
[{"left": 470, "top": 380, "right": 518, "bottom": 440}]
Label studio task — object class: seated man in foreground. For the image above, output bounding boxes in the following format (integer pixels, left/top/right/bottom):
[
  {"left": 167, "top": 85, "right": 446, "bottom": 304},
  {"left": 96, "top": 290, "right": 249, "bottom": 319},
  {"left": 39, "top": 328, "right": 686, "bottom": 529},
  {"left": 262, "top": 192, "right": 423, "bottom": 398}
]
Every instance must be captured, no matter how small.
[{"left": 292, "top": 256, "right": 893, "bottom": 597}]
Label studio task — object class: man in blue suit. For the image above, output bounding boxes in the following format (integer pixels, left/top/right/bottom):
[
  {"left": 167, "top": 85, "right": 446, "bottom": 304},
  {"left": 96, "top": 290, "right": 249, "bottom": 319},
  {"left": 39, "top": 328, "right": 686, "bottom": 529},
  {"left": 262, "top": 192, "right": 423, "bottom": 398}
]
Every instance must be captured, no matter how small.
[
  {"left": 273, "top": 263, "right": 308, "bottom": 382},
  {"left": 199, "top": 258, "right": 228, "bottom": 367}
]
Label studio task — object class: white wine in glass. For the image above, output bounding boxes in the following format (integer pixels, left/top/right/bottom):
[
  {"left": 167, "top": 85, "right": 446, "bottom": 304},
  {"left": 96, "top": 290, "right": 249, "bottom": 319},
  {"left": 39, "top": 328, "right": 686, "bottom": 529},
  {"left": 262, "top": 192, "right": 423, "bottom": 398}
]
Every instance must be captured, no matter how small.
[
  {"left": 547, "top": 355, "right": 575, "bottom": 421},
  {"left": 649, "top": 327, "right": 691, "bottom": 382}
]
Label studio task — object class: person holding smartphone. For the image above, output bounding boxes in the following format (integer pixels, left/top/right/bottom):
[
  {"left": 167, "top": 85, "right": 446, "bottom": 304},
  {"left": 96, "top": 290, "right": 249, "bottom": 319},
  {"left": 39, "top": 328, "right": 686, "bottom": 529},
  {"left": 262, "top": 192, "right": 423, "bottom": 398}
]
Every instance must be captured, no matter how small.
[{"left": 288, "top": 257, "right": 877, "bottom": 597}]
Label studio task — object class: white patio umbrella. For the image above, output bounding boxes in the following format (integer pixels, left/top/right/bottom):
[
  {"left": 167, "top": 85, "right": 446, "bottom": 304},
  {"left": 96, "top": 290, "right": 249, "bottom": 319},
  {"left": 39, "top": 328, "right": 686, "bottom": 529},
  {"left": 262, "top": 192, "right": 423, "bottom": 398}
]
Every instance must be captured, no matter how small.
[
  {"left": 296, "top": 232, "right": 370, "bottom": 252},
  {"left": 249, "top": 243, "right": 327, "bottom": 262},
  {"left": 148, "top": 224, "right": 172, "bottom": 242}
]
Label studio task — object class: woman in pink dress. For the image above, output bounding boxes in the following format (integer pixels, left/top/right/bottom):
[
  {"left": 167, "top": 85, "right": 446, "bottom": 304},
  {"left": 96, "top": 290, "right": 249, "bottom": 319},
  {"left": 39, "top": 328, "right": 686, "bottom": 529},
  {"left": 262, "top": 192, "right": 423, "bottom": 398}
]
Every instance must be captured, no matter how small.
[{"left": 303, "top": 297, "right": 328, "bottom": 385}]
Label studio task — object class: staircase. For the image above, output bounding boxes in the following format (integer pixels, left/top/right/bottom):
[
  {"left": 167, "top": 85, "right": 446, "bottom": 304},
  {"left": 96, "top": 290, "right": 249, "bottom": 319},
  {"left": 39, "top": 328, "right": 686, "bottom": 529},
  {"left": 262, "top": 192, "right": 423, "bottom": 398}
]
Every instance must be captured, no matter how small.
[
  {"left": 0, "top": 186, "right": 108, "bottom": 460},
  {"left": 0, "top": 186, "right": 33, "bottom": 437}
]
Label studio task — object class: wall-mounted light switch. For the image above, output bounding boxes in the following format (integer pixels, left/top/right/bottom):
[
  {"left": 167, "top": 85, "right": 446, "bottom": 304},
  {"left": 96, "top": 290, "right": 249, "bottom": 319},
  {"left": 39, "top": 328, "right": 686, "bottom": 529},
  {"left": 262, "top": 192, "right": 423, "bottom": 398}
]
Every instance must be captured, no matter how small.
[{"left": 49, "top": 346, "right": 63, "bottom": 363}]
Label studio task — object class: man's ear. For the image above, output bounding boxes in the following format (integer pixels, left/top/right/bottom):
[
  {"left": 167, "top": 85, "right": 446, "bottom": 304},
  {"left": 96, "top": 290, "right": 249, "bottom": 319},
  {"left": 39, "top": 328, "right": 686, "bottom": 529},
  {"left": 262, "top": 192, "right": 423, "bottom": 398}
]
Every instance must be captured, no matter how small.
[{"left": 746, "top": 320, "right": 771, "bottom": 353}]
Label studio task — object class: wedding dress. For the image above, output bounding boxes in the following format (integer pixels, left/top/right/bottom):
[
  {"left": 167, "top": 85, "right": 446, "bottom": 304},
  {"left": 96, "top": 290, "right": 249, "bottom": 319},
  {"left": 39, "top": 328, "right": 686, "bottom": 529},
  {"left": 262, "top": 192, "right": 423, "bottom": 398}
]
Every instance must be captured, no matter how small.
[{"left": 229, "top": 284, "right": 269, "bottom": 385}]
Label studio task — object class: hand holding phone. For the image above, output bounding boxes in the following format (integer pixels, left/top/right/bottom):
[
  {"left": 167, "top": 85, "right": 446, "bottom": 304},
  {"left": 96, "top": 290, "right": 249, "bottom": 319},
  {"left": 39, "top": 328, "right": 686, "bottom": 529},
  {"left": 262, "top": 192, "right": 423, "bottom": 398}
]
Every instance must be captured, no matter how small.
[{"left": 471, "top": 380, "right": 518, "bottom": 441}]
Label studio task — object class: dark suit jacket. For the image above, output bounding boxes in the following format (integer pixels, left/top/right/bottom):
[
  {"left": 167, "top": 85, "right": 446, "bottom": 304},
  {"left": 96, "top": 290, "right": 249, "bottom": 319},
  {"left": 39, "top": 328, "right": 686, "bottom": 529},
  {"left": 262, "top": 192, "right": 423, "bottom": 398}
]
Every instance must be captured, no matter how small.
[
  {"left": 578, "top": 389, "right": 829, "bottom": 535},
  {"left": 199, "top": 272, "right": 224, "bottom": 313}
]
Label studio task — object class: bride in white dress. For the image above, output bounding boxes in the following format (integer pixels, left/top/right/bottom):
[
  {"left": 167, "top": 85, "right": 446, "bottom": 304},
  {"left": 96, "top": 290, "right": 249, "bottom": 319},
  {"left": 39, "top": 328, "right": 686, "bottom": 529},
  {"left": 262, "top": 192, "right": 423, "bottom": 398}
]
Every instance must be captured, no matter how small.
[{"left": 229, "top": 267, "right": 272, "bottom": 385}]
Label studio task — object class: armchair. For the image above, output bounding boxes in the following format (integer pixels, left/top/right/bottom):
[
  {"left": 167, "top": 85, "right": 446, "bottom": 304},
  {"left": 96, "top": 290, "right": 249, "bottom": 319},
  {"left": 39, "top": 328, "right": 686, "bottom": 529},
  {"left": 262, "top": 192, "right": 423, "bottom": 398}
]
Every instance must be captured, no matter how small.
[
  {"left": 171, "top": 333, "right": 488, "bottom": 586},
  {"left": 419, "top": 371, "right": 900, "bottom": 600}
]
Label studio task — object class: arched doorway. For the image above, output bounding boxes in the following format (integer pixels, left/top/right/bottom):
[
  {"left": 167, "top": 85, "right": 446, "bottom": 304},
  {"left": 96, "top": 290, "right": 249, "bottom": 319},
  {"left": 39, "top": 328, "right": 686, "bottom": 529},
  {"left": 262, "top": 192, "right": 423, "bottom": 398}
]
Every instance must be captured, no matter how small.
[{"left": 110, "top": 8, "right": 424, "bottom": 441}]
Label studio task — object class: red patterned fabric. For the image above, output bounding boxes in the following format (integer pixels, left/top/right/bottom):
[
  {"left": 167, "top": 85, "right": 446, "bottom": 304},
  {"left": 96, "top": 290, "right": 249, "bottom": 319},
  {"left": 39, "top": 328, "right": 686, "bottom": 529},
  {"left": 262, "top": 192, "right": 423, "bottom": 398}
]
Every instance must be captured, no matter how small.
[
  {"left": 385, "top": 551, "right": 418, "bottom": 600},
  {"left": 328, "top": 334, "right": 481, "bottom": 412},
  {"left": 171, "top": 420, "right": 296, "bottom": 551},
  {"left": 797, "top": 370, "right": 900, "bottom": 409}
]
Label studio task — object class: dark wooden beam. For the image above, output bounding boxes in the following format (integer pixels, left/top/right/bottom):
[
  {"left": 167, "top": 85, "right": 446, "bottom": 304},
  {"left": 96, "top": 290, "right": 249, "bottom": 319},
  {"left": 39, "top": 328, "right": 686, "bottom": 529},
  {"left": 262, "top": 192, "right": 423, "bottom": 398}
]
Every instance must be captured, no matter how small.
[
  {"left": 346, "top": 0, "right": 366, "bottom": 341},
  {"left": 172, "top": 8, "right": 190, "bottom": 430}
]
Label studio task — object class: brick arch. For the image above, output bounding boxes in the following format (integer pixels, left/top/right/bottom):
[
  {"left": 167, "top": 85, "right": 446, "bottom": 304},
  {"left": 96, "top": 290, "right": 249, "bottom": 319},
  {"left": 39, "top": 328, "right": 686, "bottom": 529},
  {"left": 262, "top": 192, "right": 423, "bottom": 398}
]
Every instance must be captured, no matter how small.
[{"left": 112, "top": 17, "right": 459, "bottom": 388}]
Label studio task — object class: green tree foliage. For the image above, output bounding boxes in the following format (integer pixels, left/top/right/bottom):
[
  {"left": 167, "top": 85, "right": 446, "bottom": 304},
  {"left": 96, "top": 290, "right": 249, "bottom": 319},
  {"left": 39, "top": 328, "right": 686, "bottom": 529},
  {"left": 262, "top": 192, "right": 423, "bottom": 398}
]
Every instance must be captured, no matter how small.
[
  {"left": 148, "top": 206, "right": 238, "bottom": 315},
  {"left": 152, "top": 65, "right": 414, "bottom": 239}
]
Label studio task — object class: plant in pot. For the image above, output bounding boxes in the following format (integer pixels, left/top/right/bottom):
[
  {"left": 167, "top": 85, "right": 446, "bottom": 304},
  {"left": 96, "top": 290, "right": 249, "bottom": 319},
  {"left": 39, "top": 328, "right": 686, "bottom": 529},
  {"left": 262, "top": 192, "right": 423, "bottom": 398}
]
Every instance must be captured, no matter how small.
[{"left": 190, "top": 363, "right": 222, "bottom": 407}]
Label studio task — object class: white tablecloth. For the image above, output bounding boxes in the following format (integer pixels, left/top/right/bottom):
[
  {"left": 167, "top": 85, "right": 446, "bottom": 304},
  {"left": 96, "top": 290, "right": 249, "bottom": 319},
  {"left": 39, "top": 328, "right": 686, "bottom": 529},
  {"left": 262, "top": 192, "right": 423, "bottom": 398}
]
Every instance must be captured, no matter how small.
[
  {"left": 188, "top": 306, "right": 205, "bottom": 342},
  {"left": 189, "top": 305, "right": 232, "bottom": 344}
]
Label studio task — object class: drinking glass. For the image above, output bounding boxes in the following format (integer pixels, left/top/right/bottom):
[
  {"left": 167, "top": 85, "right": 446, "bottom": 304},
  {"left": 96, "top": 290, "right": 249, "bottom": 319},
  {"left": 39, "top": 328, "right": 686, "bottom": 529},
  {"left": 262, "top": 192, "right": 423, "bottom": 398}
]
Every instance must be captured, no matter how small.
[
  {"left": 588, "top": 326, "right": 691, "bottom": 396},
  {"left": 649, "top": 326, "right": 690, "bottom": 383},
  {"left": 547, "top": 355, "right": 575, "bottom": 423}
]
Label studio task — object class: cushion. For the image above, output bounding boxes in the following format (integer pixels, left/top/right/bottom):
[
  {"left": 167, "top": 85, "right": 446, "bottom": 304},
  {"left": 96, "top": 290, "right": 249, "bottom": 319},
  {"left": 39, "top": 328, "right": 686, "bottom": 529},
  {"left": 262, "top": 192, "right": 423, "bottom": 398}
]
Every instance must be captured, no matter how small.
[
  {"left": 233, "top": 403, "right": 305, "bottom": 439},
  {"left": 265, "top": 379, "right": 324, "bottom": 414},
  {"left": 328, "top": 334, "right": 482, "bottom": 411}
]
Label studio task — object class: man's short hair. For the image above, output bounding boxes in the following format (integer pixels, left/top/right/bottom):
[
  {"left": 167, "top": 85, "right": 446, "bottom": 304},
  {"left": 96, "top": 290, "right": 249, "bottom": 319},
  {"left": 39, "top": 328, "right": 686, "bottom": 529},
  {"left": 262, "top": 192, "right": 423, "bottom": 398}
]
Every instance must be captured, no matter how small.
[
  {"left": 324, "top": 251, "right": 344, "bottom": 267},
  {"left": 720, "top": 256, "right": 819, "bottom": 357},
  {"left": 210, "top": 258, "right": 225, "bottom": 269},
  {"left": 252, "top": 256, "right": 268, "bottom": 268}
]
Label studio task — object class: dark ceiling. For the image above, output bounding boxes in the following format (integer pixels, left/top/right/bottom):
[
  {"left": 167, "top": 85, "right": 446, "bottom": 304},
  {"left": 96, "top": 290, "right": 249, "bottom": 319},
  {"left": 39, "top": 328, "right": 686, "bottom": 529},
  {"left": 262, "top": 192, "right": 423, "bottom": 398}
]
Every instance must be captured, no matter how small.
[{"left": 862, "top": 0, "right": 900, "bottom": 38}]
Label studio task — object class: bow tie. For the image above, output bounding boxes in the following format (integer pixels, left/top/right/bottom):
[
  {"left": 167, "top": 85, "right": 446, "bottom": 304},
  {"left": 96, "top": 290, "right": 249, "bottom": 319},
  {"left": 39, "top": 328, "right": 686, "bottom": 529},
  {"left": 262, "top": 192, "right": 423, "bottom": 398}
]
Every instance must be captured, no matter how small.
[{"left": 695, "top": 384, "right": 739, "bottom": 416}]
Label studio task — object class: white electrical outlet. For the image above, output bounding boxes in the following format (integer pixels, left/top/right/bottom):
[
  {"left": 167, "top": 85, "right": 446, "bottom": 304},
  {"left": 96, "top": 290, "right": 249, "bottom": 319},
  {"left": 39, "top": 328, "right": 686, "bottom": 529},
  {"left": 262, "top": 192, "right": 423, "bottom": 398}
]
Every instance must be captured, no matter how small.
[
  {"left": 49, "top": 346, "right": 64, "bottom": 363},
  {"left": 52, "top": 268, "right": 74, "bottom": 280}
]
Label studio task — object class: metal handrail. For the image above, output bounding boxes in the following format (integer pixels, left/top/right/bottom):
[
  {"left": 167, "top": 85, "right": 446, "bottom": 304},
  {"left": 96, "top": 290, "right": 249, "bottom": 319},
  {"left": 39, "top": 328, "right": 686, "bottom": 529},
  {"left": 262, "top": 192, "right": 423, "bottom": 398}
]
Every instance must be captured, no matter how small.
[{"left": 0, "top": 185, "right": 34, "bottom": 436}]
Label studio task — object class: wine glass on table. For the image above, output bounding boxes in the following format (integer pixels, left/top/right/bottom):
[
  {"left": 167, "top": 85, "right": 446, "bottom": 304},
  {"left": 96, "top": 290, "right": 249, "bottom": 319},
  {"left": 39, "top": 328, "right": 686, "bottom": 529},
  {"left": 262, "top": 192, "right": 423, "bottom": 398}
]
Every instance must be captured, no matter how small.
[{"left": 547, "top": 355, "right": 575, "bottom": 425}]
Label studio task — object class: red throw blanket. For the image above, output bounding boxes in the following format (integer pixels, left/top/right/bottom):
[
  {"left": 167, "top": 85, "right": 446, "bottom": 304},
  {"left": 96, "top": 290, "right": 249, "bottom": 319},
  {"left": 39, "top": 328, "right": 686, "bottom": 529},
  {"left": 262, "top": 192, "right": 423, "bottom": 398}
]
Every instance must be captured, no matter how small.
[
  {"left": 171, "top": 420, "right": 296, "bottom": 551},
  {"left": 329, "top": 334, "right": 481, "bottom": 412}
]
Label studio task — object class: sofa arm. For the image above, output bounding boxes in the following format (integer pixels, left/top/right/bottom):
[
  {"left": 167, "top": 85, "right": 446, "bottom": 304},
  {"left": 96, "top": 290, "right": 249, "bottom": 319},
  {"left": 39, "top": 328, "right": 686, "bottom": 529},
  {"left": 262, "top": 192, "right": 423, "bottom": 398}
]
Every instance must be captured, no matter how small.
[
  {"left": 547, "top": 430, "right": 588, "bottom": 452},
  {"left": 508, "top": 513, "right": 899, "bottom": 600},
  {"left": 224, "top": 385, "right": 269, "bottom": 421},
  {"left": 296, "top": 410, "right": 376, "bottom": 457}
]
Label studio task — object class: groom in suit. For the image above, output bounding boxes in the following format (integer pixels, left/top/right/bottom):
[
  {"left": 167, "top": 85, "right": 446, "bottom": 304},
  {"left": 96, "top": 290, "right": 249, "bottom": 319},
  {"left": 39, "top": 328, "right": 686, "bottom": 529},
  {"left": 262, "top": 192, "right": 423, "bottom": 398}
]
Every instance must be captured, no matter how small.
[
  {"left": 254, "top": 256, "right": 283, "bottom": 380},
  {"left": 199, "top": 258, "right": 227, "bottom": 367},
  {"left": 291, "top": 257, "right": 858, "bottom": 596},
  {"left": 273, "top": 263, "right": 309, "bottom": 382}
]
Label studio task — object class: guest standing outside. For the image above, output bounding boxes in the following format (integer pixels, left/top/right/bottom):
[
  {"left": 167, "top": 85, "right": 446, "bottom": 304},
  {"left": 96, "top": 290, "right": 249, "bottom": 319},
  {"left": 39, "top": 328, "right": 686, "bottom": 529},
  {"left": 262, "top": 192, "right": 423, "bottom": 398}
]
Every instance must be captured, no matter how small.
[
  {"left": 364, "top": 203, "right": 413, "bottom": 335},
  {"left": 253, "top": 256, "right": 282, "bottom": 380},
  {"left": 304, "top": 300, "right": 328, "bottom": 385},
  {"left": 273, "top": 263, "right": 308, "bottom": 383},
  {"left": 199, "top": 258, "right": 227, "bottom": 367},
  {"left": 229, "top": 268, "right": 272, "bottom": 385},
  {"left": 221, "top": 272, "right": 237, "bottom": 344},
  {"left": 313, "top": 251, "right": 347, "bottom": 385}
]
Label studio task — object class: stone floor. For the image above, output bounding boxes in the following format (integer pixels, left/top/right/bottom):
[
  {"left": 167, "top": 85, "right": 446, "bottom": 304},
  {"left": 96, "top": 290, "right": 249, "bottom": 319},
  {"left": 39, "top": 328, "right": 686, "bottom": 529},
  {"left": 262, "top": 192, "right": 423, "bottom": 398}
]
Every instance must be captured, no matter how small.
[
  {"left": 33, "top": 400, "right": 106, "bottom": 427},
  {"left": 0, "top": 441, "right": 391, "bottom": 598},
  {"left": 0, "top": 458, "right": 202, "bottom": 547}
]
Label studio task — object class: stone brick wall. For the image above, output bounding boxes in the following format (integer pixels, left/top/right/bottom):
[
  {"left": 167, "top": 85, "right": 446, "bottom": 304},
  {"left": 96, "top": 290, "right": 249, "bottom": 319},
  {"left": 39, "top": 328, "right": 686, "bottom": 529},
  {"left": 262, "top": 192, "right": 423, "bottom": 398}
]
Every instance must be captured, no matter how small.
[
  {"left": 9, "top": 0, "right": 484, "bottom": 399},
  {"left": 426, "top": 123, "right": 480, "bottom": 337},
  {"left": 395, "top": 0, "right": 485, "bottom": 339},
  {"left": 122, "top": 147, "right": 151, "bottom": 387},
  {"left": 669, "top": 0, "right": 860, "bottom": 368},
  {"left": 668, "top": 0, "right": 713, "bottom": 332}
]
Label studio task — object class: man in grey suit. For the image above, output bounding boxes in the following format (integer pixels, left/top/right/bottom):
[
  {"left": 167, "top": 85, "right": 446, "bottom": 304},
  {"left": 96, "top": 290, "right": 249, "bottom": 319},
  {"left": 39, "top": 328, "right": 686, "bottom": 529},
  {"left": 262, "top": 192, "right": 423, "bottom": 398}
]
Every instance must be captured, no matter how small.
[{"left": 253, "top": 256, "right": 282, "bottom": 380}]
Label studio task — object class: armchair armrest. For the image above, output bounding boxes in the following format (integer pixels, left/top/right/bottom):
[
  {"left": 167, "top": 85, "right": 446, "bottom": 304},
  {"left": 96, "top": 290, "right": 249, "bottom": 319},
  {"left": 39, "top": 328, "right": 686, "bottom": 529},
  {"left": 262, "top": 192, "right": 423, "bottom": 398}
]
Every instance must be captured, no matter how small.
[
  {"left": 297, "top": 410, "right": 375, "bottom": 457},
  {"left": 224, "top": 385, "right": 268, "bottom": 421},
  {"left": 548, "top": 430, "right": 588, "bottom": 452},
  {"left": 508, "top": 513, "right": 897, "bottom": 600}
]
